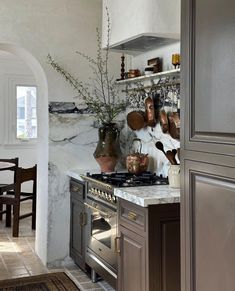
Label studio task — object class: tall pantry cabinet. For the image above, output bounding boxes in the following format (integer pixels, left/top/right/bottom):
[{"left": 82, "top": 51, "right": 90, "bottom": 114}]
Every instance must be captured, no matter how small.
[{"left": 181, "top": 0, "right": 235, "bottom": 290}]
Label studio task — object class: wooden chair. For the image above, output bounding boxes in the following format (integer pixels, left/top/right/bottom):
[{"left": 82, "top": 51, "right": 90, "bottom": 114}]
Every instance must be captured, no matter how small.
[
  {"left": 0, "top": 165, "right": 37, "bottom": 237},
  {"left": 0, "top": 158, "right": 19, "bottom": 224}
]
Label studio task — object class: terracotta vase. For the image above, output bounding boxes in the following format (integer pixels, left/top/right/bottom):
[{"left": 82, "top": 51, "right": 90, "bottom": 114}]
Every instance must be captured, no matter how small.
[{"left": 93, "top": 123, "right": 120, "bottom": 173}]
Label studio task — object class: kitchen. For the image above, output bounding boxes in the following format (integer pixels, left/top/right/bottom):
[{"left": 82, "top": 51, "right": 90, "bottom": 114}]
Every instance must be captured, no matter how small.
[{"left": 0, "top": 0, "right": 234, "bottom": 291}]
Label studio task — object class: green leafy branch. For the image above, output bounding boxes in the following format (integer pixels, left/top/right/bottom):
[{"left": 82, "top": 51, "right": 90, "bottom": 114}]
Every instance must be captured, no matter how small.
[{"left": 47, "top": 7, "right": 128, "bottom": 124}]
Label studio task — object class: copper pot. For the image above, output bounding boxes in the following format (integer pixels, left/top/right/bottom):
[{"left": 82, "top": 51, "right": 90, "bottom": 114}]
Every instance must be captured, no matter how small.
[
  {"left": 145, "top": 96, "right": 156, "bottom": 127},
  {"left": 127, "top": 110, "right": 146, "bottom": 130},
  {"left": 168, "top": 112, "right": 180, "bottom": 140},
  {"left": 128, "top": 69, "right": 141, "bottom": 78},
  {"left": 126, "top": 138, "right": 149, "bottom": 175},
  {"left": 159, "top": 109, "right": 169, "bottom": 133}
]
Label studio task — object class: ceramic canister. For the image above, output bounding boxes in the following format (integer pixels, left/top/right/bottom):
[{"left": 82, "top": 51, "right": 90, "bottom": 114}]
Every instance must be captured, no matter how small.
[{"left": 168, "top": 165, "right": 180, "bottom": 188}]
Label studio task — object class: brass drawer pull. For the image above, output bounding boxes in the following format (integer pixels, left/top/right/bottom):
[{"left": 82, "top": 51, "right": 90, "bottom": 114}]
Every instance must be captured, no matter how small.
[{"left": 128, "top": 211, "right": 137, "bottom": 221}]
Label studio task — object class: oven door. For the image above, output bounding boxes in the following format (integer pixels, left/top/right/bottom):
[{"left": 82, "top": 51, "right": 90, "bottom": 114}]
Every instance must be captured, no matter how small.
[{"left": 85, "top": 198, "right": 117, "bottom": 271}]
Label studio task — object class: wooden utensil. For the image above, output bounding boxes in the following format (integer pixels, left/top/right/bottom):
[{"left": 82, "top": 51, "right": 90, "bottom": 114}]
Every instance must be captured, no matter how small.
[
  {"left": 155, "top": 141, "right": 166, "bottom": 155},
  {"left": 177, "top": 148, "right": 180, "bottom": 161},
  {"left": 172, "top": 149, "right": 178, "bottom": 164},
  {"left": 166, "top": 150, "right": 178, "bottom": 165}
]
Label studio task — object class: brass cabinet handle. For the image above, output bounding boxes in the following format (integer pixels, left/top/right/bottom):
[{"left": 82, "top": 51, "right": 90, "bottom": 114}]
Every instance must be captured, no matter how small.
[
  {"left": 71, "top": 185, "right": 80, "bottom": 193},
  {"left": 128, "top": 211, "right": 137, "bottom": 221},
  {"left": 80, "top": 212, "right": 87, "bottom": 226},
  {"left": 115, "top": 236, "right": 121, "bottom": 255}
]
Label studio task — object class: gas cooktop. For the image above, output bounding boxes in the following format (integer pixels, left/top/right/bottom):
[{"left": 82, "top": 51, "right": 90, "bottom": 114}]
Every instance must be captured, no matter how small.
[{"left": 86, "top": 171, "right": 168, "bottom": 187}]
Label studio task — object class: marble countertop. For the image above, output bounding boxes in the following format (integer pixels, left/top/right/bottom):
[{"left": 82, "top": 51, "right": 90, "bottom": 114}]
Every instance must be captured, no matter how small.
[
  {"left": 67, "top": 169, "right": 180, "bottom": 207},
  {"left": 66, "top": 168, "right": 100, "bottom": 182},
  {"left": 114, "top": 185, "right": 180, "bottom": 207}
]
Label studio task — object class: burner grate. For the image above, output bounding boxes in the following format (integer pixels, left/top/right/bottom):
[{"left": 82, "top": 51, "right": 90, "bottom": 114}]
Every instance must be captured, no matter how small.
[{"left": 87, "top": 171, "right": 168, "bottom": 187}]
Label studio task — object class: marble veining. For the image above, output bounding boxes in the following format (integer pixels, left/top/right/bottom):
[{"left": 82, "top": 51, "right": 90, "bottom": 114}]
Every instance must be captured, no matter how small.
[
  {"left": 49, "top": 100, "right": 180, "bottom": 266},
  {"left": 114, "top": 185, "right": 180, "bottom": 207},
  {"left": 67, "top": 170, "right": 180, "bottom": 208},
  {"left": 47, "top": 162, "right": 71, "bottom": 266}
]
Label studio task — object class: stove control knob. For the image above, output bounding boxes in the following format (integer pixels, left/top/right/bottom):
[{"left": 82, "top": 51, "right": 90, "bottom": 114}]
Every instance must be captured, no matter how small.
[
  {"left": 112, "top": 196, "right": 116, "bottom": 203},
  {"left": 105, "top": 193, "right": 109, "bottom": 200},
  {"left": 108, "top": 194, "right": 112, "bottom": 202},
  {"left": 101, "top": 191, "right": 105, "bottom": 198},
  {"left": 91, "top": 188, "right": 95, "bottom": 194}
]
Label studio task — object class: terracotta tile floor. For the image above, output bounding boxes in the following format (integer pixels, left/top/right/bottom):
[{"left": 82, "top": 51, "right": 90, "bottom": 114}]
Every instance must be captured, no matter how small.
[{"left": 0, "top": 202, "right": 114, "bottom": 291}]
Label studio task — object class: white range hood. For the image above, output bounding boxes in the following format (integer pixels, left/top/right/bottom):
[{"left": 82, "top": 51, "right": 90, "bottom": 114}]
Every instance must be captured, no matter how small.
[{"left": 102, "top": 0, "right": 180, "bottom": 54}]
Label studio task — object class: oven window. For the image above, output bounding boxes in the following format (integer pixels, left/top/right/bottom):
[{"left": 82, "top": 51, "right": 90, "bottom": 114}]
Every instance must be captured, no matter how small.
[{"left": 91, "top": 214, "right": 111, "bottom": 249}]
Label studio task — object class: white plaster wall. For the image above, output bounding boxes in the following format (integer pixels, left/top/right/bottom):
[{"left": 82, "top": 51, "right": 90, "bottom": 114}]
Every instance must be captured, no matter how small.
[
  {"left": 0, "top": 42, "right": 49, "bottom": 265},
  {"left": 0, "top": 53, "right": 37, "bottom": 190},
  {"left": 0, "top": 0, "right": 123, "bottom": 266},
  {"left": 0, "top": 0, "right": 180, "bottom": 267},
  {"left": 102, "top": 0, "right": 180, "bottom": 47},
  {"left": 130, "top": 41, "right": 180, "bottom": 72}
]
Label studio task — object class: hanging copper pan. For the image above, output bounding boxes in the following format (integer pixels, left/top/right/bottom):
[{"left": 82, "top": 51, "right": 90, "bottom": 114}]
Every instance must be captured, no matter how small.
[
  {"left": 168, "top": 112, "right": 180, "bottom": 140},
  {"left": 159, "top": 109, "right": 169, "bottom": 133},
  {"left": 127, "top": 110, "right": 146, "bottom": 131}
]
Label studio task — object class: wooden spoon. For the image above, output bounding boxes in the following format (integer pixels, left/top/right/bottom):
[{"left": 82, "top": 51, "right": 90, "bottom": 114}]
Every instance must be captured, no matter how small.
[
  {"left": 156, "top": 142, "right": 178, "bottom": 164},
  {"left": 172, "top": 149, "right": 178, "bottom": 164},
  {"left": 177, "top": 148, "right": 180, "bottom": 161},
  {"left": 166, "top": 150, "right": 178, "bottom": 165},
  {"left": 155, "top": 141, "right": 166, "bottom": 155}
]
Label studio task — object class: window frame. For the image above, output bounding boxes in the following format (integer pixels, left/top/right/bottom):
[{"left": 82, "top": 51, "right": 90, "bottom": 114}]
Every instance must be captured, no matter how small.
[
  {"left": 3, "top": 74, "right": 37, "bottom": 147},
  {"left": 16, "top": 84, "right": 37, "bottom": 140}
]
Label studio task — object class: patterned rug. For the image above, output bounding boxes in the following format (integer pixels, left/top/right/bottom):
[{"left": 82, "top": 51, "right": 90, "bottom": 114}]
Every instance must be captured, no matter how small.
[{"left": 0, "top": 272, "right": 80, "bottom": 291}]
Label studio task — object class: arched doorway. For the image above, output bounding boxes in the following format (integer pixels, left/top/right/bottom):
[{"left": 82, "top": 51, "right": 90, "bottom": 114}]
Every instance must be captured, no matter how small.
[{"left": 0, "top": 43, "right": 49, "bottom": 264}]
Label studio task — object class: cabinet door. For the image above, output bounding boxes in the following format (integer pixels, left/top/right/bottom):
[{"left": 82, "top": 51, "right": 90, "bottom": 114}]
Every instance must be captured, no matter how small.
[
  {"left": 183, "top": 161, "right": 235, "bottom": 291},
  {"left": 118, "top": 225, "right": 146, "bottom": 291},
  {"left": 70, "top": 195, "right": 86, "bottom": 271},
  {"left": 181, "top": 0, "right": 235, "bottom": 290},
  {"left": 182, "top": 0, "right": 235, "bottom": 156},
  {"left": 161, "top": 220, "right": 180, "bottom": 291}
]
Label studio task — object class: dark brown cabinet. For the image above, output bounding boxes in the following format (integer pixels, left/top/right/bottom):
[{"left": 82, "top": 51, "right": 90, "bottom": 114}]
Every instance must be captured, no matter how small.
[
  {"left": 117, "top": 198, "right": 180, "bottom": 291},
  {"left": 118, "top": 225, "right": 146, "bottom": 291},
  {"left": 70, "top": 179, "right": 87, "bottom": 271}
]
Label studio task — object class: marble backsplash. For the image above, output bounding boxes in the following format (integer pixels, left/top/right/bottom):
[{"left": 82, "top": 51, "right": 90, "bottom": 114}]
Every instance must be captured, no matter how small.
[
  {"left": 48, "top": 109, "right": 126, "bottom": 266},
  {"left": 48, "top": 101, "right": 179, "bottom": 266}
]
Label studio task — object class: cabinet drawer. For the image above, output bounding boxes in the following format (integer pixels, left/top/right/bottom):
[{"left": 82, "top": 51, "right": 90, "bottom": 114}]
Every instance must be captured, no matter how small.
[
  {"left": 118, "top": 199, "right": 147, "bottom": 234},
  {"left": 70, "top": 179, "right": 85, "bottom": 200}
]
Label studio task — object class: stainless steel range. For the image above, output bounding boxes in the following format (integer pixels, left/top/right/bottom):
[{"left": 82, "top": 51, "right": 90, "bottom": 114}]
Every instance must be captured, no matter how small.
[{"left": 82, "top": 172, "right": 168, "bottom": 288}]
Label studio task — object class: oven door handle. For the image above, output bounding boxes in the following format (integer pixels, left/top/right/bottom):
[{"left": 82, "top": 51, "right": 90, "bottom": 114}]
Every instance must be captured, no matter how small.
[
  {"left": 84, "top": 202, "right": 111, "bottom": 218},
  {"left": 115, "top": 236, "right": 121, "bottom": 255}
]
